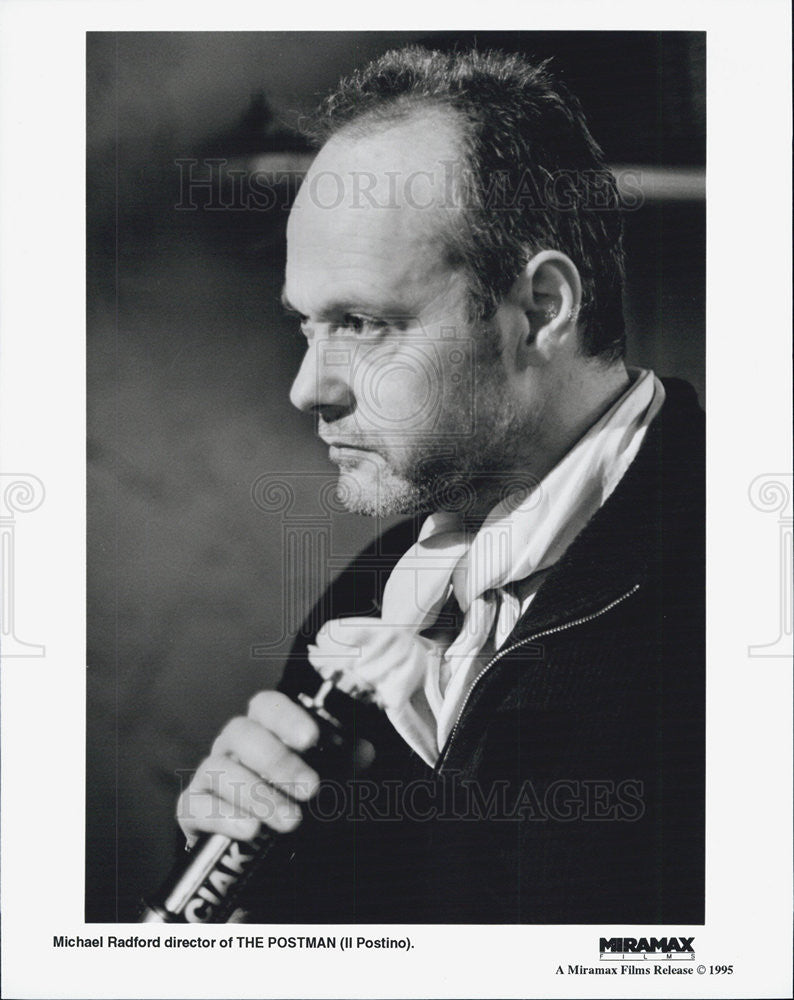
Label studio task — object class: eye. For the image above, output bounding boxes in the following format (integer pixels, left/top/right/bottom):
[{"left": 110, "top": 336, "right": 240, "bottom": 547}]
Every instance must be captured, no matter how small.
[{"left": 341, "top": 314, "right": 386, "bottom": 336}]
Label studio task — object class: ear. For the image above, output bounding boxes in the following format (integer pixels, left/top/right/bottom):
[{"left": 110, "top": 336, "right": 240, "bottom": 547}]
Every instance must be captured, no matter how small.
[{"left": 510, "top": 250, "right": 583, "bottom": 359}]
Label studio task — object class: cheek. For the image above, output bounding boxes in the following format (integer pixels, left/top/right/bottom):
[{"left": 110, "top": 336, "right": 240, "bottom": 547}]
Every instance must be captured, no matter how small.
[{"left": 352, "top": 345, "right": 445, "bottom": 433}]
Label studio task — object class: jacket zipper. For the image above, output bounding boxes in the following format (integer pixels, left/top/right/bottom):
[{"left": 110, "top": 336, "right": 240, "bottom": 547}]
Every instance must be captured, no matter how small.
[{"left": 434, "top": 583, "right": 642, "bottom": 774}]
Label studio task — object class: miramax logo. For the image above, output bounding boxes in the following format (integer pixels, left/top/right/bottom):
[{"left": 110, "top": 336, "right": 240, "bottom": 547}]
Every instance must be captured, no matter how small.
[{"left": 599, "top": 936, "right": 695, "bottom": 962}]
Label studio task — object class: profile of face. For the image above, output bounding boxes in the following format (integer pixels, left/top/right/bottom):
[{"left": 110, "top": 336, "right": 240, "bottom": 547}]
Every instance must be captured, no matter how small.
[{"left": 284, "top": 112, "right": 533, "bottom": 517}]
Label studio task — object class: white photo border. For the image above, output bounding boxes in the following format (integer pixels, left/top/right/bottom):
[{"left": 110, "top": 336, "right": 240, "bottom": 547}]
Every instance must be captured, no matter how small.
[{"left": 0, "top": 2, "right": 791, "bottom": 998}]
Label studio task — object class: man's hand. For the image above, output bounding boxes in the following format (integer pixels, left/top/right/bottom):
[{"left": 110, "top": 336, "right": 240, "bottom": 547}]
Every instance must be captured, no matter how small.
[{"left": 177, "top": 692, "right": 322, "bottom": 845}]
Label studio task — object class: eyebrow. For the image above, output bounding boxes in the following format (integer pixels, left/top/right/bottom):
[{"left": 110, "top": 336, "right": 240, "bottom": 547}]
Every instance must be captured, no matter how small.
[
  {"left": 281, "top": 287, "right": 358, "bottom": 318},
  {"left": 280, "top": 283, "right": 424, "bottom": 326}
]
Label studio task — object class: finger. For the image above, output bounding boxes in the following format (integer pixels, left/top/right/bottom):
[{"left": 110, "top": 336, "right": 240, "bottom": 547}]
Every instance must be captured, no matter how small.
[
  {"left": 211, "top": 717, "right": 319, "bottom": 800},
  {"left": 186, "top": 755, "right": 304, "bottom": 832},
  {"left": 246, "top": 692, "right": 320, "bottom": 752}
]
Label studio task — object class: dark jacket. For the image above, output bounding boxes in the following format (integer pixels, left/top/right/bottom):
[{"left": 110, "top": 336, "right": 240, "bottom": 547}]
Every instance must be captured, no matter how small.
[{"left": 245, "top": 378, "right": 705, "bottom": 924}]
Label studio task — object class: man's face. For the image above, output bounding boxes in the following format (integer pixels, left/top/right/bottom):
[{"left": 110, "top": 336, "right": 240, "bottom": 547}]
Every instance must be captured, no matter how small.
[{"left": 284, "top": 114, "right": 526, "bottom": 517}]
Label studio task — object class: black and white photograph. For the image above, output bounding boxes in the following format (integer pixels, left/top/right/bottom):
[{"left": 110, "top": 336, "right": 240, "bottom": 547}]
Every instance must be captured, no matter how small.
[
  {"left": 1, "top": 4, "right": 792, "bottom": 999},
  {"left": 87, "top": 30, "right": 707, "bottom": 926}
]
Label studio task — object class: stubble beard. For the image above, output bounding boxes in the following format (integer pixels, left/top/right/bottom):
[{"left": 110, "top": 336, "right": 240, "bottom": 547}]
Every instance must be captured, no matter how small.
[
  {"left": 333, "top": 449, "right": 460, "bottom": 518},
  {"left": 335, "top": 468, "right": 438, "bottom": 518},
  {"left": 334, "top": 385, "right": 532, "bottom": 520}
]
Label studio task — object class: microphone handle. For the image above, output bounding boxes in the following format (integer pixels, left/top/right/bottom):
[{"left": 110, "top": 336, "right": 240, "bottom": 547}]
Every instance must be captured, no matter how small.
[
  {"left": 139, "top": 828, "right": 283, "bottom": 924},
  {"left": 139, "top": 682, "right": 356, "bottom": 924}
]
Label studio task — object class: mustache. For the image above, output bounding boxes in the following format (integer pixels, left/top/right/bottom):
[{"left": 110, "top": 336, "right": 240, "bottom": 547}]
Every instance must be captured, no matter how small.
[{"left": 317, "top": 422, "right": 378, "bottom": 450}]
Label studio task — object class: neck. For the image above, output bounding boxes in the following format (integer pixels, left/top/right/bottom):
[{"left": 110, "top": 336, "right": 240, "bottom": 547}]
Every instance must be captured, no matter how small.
[
  {"left": 456, "top": 360, "right": 632, "bottom": 529},
  {"left": 546, "top": 361, "right": 632, "bottom": 469}
]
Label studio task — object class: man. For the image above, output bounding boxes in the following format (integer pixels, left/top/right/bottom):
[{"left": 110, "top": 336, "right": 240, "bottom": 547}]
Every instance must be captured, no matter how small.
[{"left": 179, "top": 47, "right": 704, "bottom": 923}]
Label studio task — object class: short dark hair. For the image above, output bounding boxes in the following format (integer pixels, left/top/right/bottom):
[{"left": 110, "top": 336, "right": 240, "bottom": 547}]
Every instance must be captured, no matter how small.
[{"left": 306, "top": 46, "right": 627, "bottom": 361}]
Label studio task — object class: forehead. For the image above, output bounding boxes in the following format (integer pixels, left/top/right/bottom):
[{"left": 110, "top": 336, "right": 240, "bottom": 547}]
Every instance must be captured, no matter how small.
[{"left": 285, "top": 113, "right": 466, "bottom": 314}]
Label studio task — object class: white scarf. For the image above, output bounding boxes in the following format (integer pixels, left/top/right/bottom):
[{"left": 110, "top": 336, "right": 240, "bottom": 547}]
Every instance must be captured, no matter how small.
[{"left": 308, "top": 369, "right": 665, "bottom": 765}]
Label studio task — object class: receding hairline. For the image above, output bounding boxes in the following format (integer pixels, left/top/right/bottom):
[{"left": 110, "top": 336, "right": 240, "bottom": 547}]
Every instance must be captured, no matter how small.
[
  {"left": 312, "top": 99, "right": 470, "bottom": 184},
  {"left": 320, "top": 91, "right": 465, "bottom": 135},
  {"left": 297, "top": 103, "right": 474, "bottom": 266}
]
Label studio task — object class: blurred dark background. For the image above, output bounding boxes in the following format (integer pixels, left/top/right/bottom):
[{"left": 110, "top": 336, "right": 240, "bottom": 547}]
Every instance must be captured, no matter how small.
[{"left": 86, "top": 31, "right": 705, "bottom": 921}]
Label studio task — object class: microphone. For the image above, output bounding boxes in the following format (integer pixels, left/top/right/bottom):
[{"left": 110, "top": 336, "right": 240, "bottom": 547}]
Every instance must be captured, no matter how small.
[{"left": 139, "top": 674, "right": 373, "bottom": 923}]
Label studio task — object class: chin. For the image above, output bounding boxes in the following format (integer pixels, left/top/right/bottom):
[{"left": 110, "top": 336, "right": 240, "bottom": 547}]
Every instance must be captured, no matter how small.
[{"left": 334, "top": 467, "right": 436, "bottom": 518}]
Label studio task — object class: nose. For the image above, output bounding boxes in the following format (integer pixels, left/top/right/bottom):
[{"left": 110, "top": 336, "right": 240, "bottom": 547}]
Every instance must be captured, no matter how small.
[{"left": 289, "top": 336, "right": 354, "bottom": 422}]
